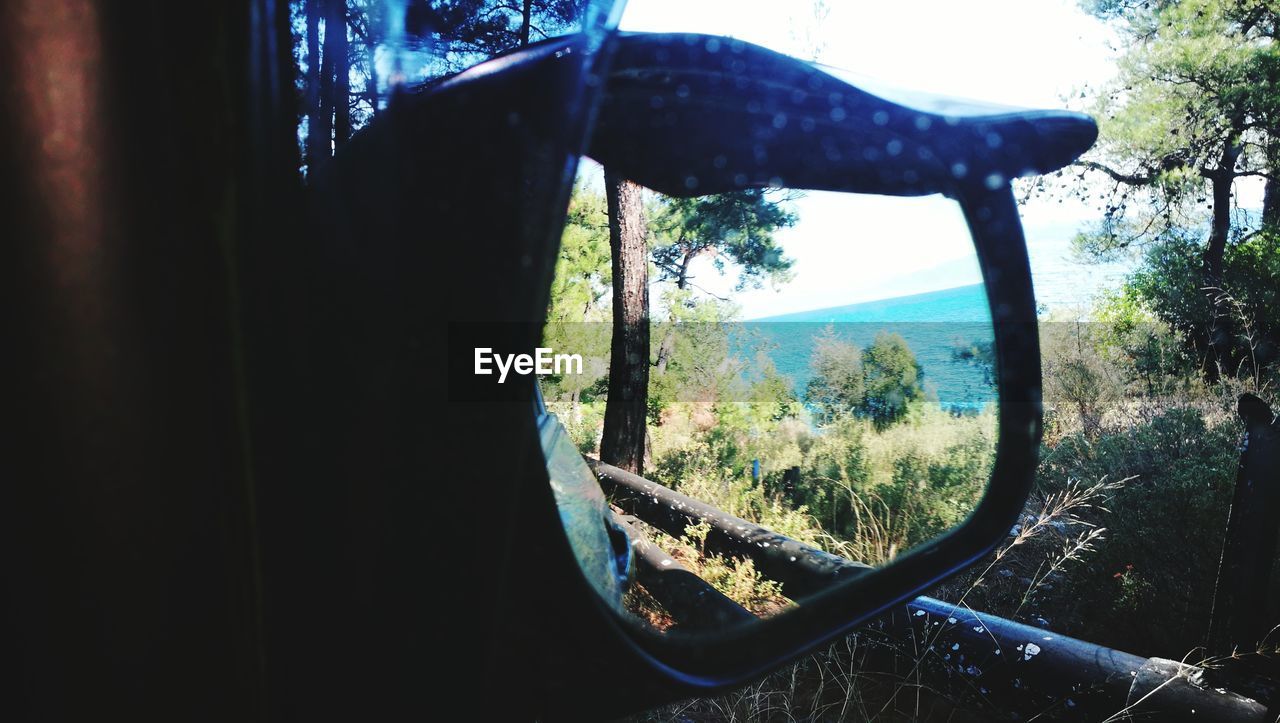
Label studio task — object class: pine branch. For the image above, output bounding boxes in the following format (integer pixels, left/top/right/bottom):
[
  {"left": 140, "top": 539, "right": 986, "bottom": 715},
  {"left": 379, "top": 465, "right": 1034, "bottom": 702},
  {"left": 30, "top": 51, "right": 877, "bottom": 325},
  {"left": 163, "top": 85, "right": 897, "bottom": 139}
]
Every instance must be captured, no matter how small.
[{"left": 1074, "top": 159, "right": 1157, "bottom": 186}]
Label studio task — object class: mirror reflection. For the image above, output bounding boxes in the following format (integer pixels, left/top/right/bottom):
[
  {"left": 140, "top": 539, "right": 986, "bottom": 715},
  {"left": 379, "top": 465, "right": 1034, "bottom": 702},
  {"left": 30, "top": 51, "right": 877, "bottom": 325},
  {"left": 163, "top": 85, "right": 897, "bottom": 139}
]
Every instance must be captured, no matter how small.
[{"left": 540, "top": 164, "right": 996, "bottom": 632}]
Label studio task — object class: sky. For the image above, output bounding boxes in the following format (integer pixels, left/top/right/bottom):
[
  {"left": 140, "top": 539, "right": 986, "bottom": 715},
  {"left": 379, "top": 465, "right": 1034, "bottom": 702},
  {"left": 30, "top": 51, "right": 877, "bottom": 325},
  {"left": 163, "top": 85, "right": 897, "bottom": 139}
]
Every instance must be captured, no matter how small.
[{"left": 612, "top": 0, "right": 1128, "bottom": 319}]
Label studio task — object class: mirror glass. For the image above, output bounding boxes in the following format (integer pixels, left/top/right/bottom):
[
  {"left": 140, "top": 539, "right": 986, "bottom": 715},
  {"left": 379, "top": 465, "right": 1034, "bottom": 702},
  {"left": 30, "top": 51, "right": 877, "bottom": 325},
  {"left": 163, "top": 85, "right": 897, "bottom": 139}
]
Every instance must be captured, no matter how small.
[
  {"left": 539, "top": 158, "right": 997, "bottom": 633},
  {"left": 282, "top": 0, "right": 610, "bottom": 176}
]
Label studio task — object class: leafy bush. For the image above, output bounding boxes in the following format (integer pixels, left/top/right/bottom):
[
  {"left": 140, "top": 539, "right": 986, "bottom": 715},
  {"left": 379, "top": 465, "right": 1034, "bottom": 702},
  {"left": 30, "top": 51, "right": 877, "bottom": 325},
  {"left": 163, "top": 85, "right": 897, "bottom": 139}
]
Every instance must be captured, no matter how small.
[
  {"left": 802, "top": 328, "right": 928, "bottom": 429},
  {"left": 1126, "top": 229, "right": 1280, "bottom": 382},
  {"left": 861, "top": 331, "right": 927, "bottom": 428},
  {"left": 1036, "top": 405, "right": 1241, "bottom": 655},
  {"left": 803, "top": 327, "right": 864, "bottom": 426}
]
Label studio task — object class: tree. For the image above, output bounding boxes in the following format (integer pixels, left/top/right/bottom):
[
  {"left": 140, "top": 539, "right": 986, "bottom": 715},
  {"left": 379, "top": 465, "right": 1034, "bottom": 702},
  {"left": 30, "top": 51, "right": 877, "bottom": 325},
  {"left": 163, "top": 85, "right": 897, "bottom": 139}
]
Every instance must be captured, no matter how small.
[
  {"left": 651, "top": 190, "right": 796, "bottom": 371},
  {"left": 1070, "top": 0, "right": 1278, "bottom": 270},
  {"left": 861, "top": 332, "right": 924, "bottom": 428},
  {"left": 295, "top": 0, "right": 587, "bottom": 173},
  {"left": 600, "top": 171, "right": 650, "bottom": 473},
  {"left": 803, "top": 327, "right": 865, "bottom": 426},
  {"left": 802, "top": 329, "right": 925, "bottom": 428},
  {"left": 399, "top": 0, "right": 584, "bottom": 71},
  {"left": 542, "top": 186, "right": 612, "bottom": 409},
  {"left": 651, "top": 189, "right": 797, "bottom": 294},
  {"left": 646, "top": 294, "right": 743, "bottom": 419},
  {"left": 321, "top": 0, "right": 351, "bottom": 150},
  {"left": 1041, "top": 319, "right": 1124, "bottom": 439},
  {"left": 1053, "top": 0, "right": 1280, "bottom": 378},
  {"left": 1123, "top": 228, "right": 1280, "bottom": 381},
  {"left": 304, "top": 0, "right": 325, "bottom": 168}
]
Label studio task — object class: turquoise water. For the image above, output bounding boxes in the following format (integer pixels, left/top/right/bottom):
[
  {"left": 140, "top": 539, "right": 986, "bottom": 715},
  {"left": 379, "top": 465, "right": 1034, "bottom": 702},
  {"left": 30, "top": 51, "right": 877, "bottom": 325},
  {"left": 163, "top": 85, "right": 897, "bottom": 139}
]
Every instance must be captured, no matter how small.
[
  {"left": 758, "top": 283, "right": 990, "bottom": 324},
  {"left": 739, "top": 284, "right": 996, "bottom": 411}
]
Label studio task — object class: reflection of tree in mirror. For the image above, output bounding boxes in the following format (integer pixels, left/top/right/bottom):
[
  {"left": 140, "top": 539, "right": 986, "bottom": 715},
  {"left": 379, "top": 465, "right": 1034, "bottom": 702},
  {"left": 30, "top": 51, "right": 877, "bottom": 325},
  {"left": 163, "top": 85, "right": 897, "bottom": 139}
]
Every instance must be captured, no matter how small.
[
  {"left": 651, "top": 190, "right": 796, "bottom": 374},
  {"left": 803, "top": 328, "right": 928, "bottom": 429},
  {"left": 292, "top": 0, "right": 587, "bottom": 173},
  {"left": 651, "top": 190, "right": 797, "bottom": 293},
  {"left": 802, "top": 326, "right": 863, "bottom": 426}
]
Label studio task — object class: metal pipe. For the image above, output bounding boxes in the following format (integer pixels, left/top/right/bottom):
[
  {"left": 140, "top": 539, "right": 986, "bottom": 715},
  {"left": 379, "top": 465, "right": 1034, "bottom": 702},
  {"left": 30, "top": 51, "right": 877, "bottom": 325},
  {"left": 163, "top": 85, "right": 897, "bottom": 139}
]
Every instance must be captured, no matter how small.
[
  {"left": 614, "top": 514, "right": 757, "bottom": 631},
  {"left": 864, "top": 596, "right": 1263, "bottom": 720},
  {"left": 588, "top": 457, "right": 869, "bottom": 599}
]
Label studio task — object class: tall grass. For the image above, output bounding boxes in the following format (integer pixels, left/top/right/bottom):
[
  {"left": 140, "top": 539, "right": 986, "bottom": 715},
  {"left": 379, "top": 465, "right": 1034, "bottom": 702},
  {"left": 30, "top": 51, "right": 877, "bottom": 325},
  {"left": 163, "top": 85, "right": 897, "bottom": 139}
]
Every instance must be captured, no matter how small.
[{"left": 624, "top": 473, "right": 1129, "bottom": 722}]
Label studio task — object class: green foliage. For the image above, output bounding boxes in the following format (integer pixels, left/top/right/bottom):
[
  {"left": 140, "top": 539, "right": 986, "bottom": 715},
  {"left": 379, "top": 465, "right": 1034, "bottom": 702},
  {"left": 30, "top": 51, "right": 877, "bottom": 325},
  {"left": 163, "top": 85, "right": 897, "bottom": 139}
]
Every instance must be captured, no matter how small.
[
  {"left": 1066, "top": 0, "right": 1279, "bottom": 254},
  {"left": 1092, "top": 286, "right": 1197, "bottom": 395},
  {"left": 547, "top": 187, "right": 611, "bottom": 325},
  {"left": 644, "top": 399, "right": 995, "bottom": 569},
  {"left": 542, "top": 186, "right": 611, "bottom": 404},
  {"left": 650, "top": 189, "right": 797, "bottom": 291},
  {"left": 647, "top": 293, "right": 744, "bottom": 418},
  {"left": 664, "top": 521, "right": 789, "bottom": 615},
  {"left": 802, "top": 327, "right": 864, "bottom": 426},
  {"left": 1125, "top": 229, "right": 1280, "bottom": 381},
  {"left": 861, "top": 332, "right": 926, "bottom": 428},
  {"left": 802, "top": 329, "right": 927, "bottom": 429},
  {"left": 546, "top": 398, "right": 606, "bottom": 455},
  {"left": 744, "top": 355, "right": 803, "bottom": 424},
  {"left": 1035, "top": 405, "right": 1242, "bottom": 655},
  {"left": 1041, "top": 318, "right": 1126, "bottom": 439}
]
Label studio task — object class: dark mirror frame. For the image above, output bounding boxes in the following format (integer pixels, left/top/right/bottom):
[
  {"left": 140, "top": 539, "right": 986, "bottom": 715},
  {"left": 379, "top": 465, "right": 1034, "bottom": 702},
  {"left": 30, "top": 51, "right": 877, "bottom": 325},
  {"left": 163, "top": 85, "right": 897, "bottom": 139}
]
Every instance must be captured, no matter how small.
[
  {"left": 2, "top": 3, "right": 1095, "bottom": 719},
  {"left": 549, "top": 30, "right": 1077, "bottom": 679},
  {"left": 432, "top": 31, "right": 1091, "bottom": 716}
]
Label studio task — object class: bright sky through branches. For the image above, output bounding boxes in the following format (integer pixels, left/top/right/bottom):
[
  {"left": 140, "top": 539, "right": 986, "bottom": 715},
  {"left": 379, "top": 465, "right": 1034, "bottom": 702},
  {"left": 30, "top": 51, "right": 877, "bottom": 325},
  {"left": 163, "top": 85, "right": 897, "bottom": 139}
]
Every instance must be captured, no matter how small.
[{"left": 617, "top": 0, "right": 1124, "bottom": 318}]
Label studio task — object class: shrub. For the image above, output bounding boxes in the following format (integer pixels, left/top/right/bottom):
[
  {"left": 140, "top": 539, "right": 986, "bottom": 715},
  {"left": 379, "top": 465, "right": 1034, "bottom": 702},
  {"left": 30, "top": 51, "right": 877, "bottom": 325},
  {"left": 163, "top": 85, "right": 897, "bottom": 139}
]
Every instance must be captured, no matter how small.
[
  {"left": 1036, "top": 405, "right": 1241, "bottom": 655},
  {"left": 861, "top": 331, "right": 926, "bottom": 429}
]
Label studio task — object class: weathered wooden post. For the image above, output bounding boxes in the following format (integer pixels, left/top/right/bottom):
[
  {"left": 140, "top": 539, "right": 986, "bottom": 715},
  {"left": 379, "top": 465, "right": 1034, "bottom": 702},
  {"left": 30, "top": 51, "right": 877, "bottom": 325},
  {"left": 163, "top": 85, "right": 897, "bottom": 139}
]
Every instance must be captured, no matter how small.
[{"left": 1207, "top": 393, "right": 1280, "bottom": 656}]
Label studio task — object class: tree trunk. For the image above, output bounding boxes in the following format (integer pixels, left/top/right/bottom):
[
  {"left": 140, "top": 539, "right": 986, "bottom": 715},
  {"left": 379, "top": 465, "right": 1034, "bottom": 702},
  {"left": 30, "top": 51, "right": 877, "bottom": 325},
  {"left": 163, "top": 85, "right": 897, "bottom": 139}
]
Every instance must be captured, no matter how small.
[
  {"left": 315, "top": 0, "right": 335, "bottom": 165},
  {"left": 520, "top": 0, "right": 532, "bottom": 47},
  {"left": 1264, "top": 137, "right": 1279, "bottom": 227},
  {"left": 653, "top": 250, "right": 691, "bottom": 374},
  {"left": 305, "top": 0, "right": 324, "bottom": 169},
  {"left": 365, "top": 40, "right": 379, "bottom": 118},
  {"left": 1202, "top": 160, "right": 1237, "bottom": 284},
  {"left": 325, "top": 0, "right": 350, "bottom": 149},
  {"left": 1264, "top": 176, "right": 1280, "bottom": 228},
  {"left": 600, "top": 171, "right": 650, "bottom": 474},
  {"left": 654, "top": 325, "right": 676, "bottom": 374},
  {"left": 1200, "top": 139, "right": 1242, "bottom": 382}
]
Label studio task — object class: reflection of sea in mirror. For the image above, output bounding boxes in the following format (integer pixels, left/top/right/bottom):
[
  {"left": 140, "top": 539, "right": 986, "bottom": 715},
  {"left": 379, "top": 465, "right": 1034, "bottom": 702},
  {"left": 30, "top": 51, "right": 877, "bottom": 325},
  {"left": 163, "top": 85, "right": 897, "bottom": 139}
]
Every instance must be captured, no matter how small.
[{"left": 540, "top": 179, "right": 998, "bottom": 633}]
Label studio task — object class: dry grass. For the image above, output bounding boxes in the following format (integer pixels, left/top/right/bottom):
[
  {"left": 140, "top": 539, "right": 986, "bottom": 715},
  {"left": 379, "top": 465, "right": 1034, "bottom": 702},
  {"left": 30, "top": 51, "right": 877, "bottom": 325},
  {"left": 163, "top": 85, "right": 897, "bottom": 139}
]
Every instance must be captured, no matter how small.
[{"left": 625, "top": 477, "right": 1132, "bottom": 722}]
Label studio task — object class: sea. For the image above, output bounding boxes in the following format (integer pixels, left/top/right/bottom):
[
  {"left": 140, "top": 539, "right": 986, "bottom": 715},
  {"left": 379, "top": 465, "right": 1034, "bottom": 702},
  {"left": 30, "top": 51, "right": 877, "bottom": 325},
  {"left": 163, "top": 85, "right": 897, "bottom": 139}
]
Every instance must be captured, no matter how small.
[
  {"left": 739, "top": 230, "right": 1136, "bottom": 411},
  {"left": 739, "top": 284, "right": 997, "bottom": 412}
]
